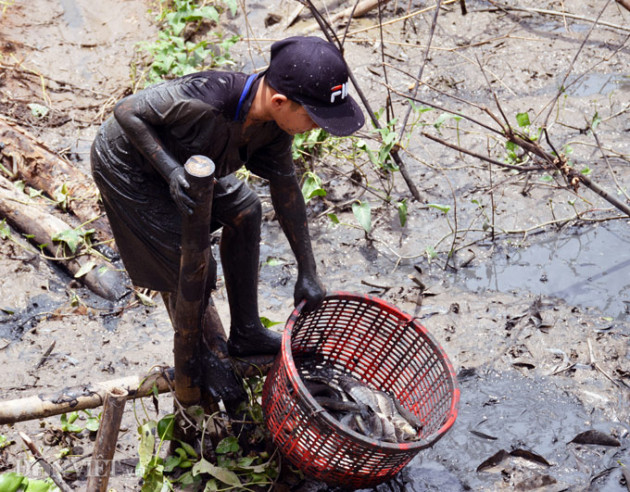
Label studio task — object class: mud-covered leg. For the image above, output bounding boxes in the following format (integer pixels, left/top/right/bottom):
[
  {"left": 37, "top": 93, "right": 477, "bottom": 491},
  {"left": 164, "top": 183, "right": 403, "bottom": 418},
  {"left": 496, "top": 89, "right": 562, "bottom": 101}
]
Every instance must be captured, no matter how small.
[{"left": 220, "top": 199, "right": 282, "bottom": 357}]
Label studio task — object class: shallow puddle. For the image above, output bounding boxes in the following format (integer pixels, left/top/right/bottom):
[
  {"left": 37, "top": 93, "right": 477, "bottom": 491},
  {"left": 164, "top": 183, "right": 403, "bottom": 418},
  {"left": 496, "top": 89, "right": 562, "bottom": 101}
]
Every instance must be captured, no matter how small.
[{"left": 447, "top": 220, "right": 630, "bottom": 320}]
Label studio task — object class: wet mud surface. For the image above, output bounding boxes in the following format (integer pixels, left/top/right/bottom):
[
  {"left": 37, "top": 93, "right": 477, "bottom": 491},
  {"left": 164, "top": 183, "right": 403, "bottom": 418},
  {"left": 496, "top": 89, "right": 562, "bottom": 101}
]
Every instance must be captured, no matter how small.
[{"left": 1, "top": 0, "right": 629, "bottom": 490}]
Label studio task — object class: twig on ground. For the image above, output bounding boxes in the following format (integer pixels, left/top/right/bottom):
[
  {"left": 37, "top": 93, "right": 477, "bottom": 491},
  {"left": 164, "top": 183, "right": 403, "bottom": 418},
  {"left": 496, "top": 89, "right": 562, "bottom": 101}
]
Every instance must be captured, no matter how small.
[{"left": 19, "top": 431, "right": 72, "bottom": 492}]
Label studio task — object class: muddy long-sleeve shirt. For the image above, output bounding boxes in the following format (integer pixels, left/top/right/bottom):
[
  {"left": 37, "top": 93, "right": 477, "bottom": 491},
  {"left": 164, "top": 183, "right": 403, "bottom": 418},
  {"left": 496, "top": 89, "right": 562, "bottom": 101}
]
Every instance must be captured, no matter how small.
[{"left": 91, "top": 71, "right": 296, "bottom": 291}]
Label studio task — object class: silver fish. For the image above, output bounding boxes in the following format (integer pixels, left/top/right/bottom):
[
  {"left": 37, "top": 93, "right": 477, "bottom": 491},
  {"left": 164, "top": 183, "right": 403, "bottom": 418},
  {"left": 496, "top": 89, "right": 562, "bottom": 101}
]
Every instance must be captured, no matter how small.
[{"left": 338, "top": 375, "right": 422, "bottom": 442}]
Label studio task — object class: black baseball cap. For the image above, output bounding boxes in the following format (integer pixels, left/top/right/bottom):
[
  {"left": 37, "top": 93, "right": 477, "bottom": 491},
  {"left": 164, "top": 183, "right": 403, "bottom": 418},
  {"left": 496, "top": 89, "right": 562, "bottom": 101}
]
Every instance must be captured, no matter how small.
[{"left": 265, "top": 36, "right": 365, "bottom": 137}]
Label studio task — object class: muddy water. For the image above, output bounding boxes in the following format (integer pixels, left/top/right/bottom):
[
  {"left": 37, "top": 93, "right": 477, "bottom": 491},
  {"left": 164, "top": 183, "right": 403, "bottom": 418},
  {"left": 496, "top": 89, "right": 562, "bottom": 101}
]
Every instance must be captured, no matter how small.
[{"left": 448, "top": 220, "right": 630, "bottom": 320}]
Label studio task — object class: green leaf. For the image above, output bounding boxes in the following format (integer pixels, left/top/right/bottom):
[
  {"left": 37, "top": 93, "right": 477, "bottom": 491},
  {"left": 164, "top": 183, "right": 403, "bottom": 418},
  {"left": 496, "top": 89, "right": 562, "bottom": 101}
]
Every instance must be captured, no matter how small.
[
  {"left": 433, "top": 112, "right": 461, "bottom": 131},
  {"left": 516, "top": 112, "right": 530, "bottom": 127},
  {"left": 204, "top": 479, "right": 219, "bottom": 491},
  {"left": 52, "top": 228, "right": 82, "bottom": 254},
  {"left": 352, "top": 201, "right": 372, "bottom": 234},
  {"left": 327, "top": 213, "right": 340, "bottom": 224},
  {"left": 138, "top": 421, "right": 156, "bottom": 470},
  {"left": 157, "top": 414, "right": 175, "bottom": 441},
  {"left": 135, "top": 291, "right": 156, "bottom": 306},
  {"left": 85, "top": 417, "right": 100, "bottom": 432},
  {"left": 0, "top": 472, "right": 27, "bottom": 492},
  {"left": 396, "top": 199, "right": 408, "bottom": 227},
  {"left": 580, "top": 167, "right": 592, "bottom": 175},
  {"left": 264, "top": 257, "right": 286, "bottom": 267},
  {"left": 0, "top": 220, "right": 11, "bottom": 240},
  {"left": 260, "top": 317, "right": 282, "bottom": 328},
  {"left": 428, "top": 203, "right": 451, "bottom": 214},
  {"left": 192, "top": 459, "right": 241, "bottom": 487},
  {"left": 215, "top": 436, "right": 239, "bottom": 454},
  {"left": 176, "top": 440, "right": 197, "bottom": 459},
  {"left": 27, "top": 103, "right": 49, "bottom": 119},
  {"left": 301, "top": 172, "right": 326, "bottom": 203},
  {"left": 24, "top": 478, "right": 55, "bottom": 492},
  {"left": 591, "top": 111, "right": 601, "bottom": 130},
  {"left": 74, "top": 260, "right": 96, "bottom": 279}
]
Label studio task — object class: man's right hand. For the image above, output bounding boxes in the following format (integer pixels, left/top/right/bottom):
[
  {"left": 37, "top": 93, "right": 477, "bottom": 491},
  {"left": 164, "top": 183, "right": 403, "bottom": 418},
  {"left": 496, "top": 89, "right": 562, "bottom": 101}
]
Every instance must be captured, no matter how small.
[{"left": 169, "top": 167, "right": 196, "bottom": 215}]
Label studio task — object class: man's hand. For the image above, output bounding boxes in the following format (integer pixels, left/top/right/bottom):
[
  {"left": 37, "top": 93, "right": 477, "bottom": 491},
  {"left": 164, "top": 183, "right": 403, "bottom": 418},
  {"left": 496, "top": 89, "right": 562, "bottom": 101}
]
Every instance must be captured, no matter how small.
[
  {"left": 169, "top": 167, "right": 196, "bottom": 215},
  {"left": 294, "top": 272, "right": 326, "bottom": 312}
]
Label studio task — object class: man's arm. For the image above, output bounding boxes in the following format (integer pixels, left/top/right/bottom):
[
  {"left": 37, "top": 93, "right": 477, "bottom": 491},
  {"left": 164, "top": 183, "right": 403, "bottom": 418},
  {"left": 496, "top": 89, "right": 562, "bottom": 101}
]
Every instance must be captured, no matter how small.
[
  {"left": 113, "top": 90, "right": 196, "bottom": 214},
  {"left": 269, "top": 173, "right": 325, "bottom": 311}
]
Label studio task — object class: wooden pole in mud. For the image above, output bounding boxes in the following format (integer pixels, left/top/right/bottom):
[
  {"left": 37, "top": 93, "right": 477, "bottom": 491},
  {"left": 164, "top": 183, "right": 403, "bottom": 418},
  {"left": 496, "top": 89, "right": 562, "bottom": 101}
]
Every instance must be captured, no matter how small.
[
  {"left": 86, "top": 387, "right": 128, "bottom": 492},
  {"left": 172, "top": 156, "right": 216, "bottom": 413}
]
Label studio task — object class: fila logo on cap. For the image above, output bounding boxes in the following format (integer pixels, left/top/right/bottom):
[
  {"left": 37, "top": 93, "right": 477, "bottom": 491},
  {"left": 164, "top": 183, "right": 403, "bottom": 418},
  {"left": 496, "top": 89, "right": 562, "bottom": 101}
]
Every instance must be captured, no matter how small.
[{"left": 330, "top": 82, "right": 348, "bottom": 103}]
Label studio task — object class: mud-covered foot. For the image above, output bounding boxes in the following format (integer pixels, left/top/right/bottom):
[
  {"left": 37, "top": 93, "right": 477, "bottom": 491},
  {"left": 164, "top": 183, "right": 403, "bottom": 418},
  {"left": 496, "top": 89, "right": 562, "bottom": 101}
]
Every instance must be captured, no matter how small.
[{"left": 227, "top": 324, "right": 282, "bottom": 357}]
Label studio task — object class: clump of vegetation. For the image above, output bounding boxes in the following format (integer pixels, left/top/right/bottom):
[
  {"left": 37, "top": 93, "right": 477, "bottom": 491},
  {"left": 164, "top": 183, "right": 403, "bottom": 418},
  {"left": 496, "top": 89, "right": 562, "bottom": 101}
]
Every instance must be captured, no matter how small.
[{"left": 138, "top": 0, "right": 239, "bottom": 86}]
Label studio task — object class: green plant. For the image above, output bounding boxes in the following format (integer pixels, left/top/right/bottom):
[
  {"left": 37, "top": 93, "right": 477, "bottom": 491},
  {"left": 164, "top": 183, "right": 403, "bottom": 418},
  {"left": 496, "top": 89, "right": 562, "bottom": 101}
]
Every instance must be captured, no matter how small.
[
  {"left": 352, "top": 200, "right": 372, "bottom": 234},
  {"left": 141, "top": 0, "right": 239, "bottom": 86},
  {"left": 301, "top": 171, "right": 326, "bottom": 204},
  {"left": 60, "top": 410, "right": 100, "bottom": 434},
  {"left": 134, "top": 374, "right": 283, "bottom": 490},
  {"left": 0, "top": 472, "right": 59, "bottom": 492}
]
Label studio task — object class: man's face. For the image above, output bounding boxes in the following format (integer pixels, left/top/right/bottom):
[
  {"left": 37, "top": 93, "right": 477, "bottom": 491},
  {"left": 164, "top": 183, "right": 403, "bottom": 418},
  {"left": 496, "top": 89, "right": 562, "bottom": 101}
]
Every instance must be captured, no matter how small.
[{"left": 273, "top": 98, "right": 319, "bottom": 135}]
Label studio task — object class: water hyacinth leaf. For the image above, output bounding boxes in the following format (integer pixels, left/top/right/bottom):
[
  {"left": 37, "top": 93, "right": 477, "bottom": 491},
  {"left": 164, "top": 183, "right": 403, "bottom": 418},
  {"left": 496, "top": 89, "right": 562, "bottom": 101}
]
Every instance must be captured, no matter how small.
[
  {"left": 352, "top": 201, "right": 372, "bottom": 233},
  {"left": 193, "top": 458, "right": 241, "bottom": 486},
  {"left": 516, "top": 112, "right": 531, "bottom": 127}
]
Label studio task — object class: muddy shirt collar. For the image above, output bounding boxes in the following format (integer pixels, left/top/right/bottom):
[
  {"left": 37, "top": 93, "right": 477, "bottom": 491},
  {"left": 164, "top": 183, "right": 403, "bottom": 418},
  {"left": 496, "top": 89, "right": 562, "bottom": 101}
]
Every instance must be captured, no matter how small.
[{"left": 234, "top": 74, "right": 258, "bottom": 122}]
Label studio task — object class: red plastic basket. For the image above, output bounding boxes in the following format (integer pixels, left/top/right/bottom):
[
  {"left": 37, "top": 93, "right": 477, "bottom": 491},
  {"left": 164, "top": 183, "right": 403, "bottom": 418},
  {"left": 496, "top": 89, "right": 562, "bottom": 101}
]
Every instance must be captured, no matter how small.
[{"left": 262, "top": 291, "right": 460, "bottom": 489}]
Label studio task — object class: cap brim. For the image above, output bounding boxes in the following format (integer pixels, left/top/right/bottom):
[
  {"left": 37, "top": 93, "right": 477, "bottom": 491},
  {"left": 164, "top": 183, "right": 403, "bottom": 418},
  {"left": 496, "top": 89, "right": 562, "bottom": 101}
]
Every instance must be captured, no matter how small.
[{"left": 303, "top": 96, "right": 365, "bottom": 137}]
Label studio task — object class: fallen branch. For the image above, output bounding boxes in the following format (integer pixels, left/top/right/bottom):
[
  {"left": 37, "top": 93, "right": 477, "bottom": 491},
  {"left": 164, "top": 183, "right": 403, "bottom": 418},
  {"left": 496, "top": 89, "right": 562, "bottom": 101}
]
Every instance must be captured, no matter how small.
[
  {"left": 19, "top": 431, "right": 72, "bottom": 492},
  {"left": 0, "top": 356, "right": 273, "bottom": 425},
  {"left": 303, "top": 0, "right": 392, "bottom": 34},
  {"left": 0, "top": 118, "right": 114, "bottom": 245},
  {"left": 0, "top": 173, "right": 129, "bottom": 300},
  {"left": 0, "top": 368, "right": 174, "bottom": 425}
]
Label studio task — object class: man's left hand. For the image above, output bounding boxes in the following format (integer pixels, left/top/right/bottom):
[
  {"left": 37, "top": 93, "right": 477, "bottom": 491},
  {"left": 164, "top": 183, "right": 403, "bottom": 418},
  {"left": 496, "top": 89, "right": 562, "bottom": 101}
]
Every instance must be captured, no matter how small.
[{"left": 294, "top": 273, "right": 326, "bottom": 312}]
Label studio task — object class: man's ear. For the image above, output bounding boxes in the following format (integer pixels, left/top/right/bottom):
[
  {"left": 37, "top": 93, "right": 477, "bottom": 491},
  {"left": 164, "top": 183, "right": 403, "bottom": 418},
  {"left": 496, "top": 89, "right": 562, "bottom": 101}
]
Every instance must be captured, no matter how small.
[{"left": 270, "top": 93, "right": 289, "bottom": 108}]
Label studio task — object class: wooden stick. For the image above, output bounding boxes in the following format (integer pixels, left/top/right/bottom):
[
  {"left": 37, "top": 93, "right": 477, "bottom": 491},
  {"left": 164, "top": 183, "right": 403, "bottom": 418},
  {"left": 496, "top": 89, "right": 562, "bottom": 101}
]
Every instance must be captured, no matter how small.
[
  {"left": 0, "top": 368, "right": 174, "bottom": 425},
  {"left": 19, "top": 431, "right": 72, "bottom": 492},
  {"left": 0, "top": 355, "right": 272, "bottom": 426},
  {"left": 86, "top": 387, "right": 128, "bottom": 492}
]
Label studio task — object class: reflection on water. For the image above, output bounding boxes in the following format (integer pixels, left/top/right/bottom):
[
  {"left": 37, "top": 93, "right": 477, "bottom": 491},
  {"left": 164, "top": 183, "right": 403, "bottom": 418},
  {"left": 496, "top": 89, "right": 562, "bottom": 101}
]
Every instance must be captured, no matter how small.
[{"left": 450, "top": 220, "right": 630, "bottom": 319}]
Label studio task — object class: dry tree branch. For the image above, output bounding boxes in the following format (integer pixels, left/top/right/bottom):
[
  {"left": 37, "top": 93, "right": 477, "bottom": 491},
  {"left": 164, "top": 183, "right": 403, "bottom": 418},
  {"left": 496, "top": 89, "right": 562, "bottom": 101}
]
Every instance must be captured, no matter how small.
[
  {"left": 487, "top": 1, "right": 630, "bottom": 33},
  {"left": 297, "top": 0, "right": 422, "bottom": 201},
  {"left": 541, "top": 0, "right": 615, "bottom": 128}
]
